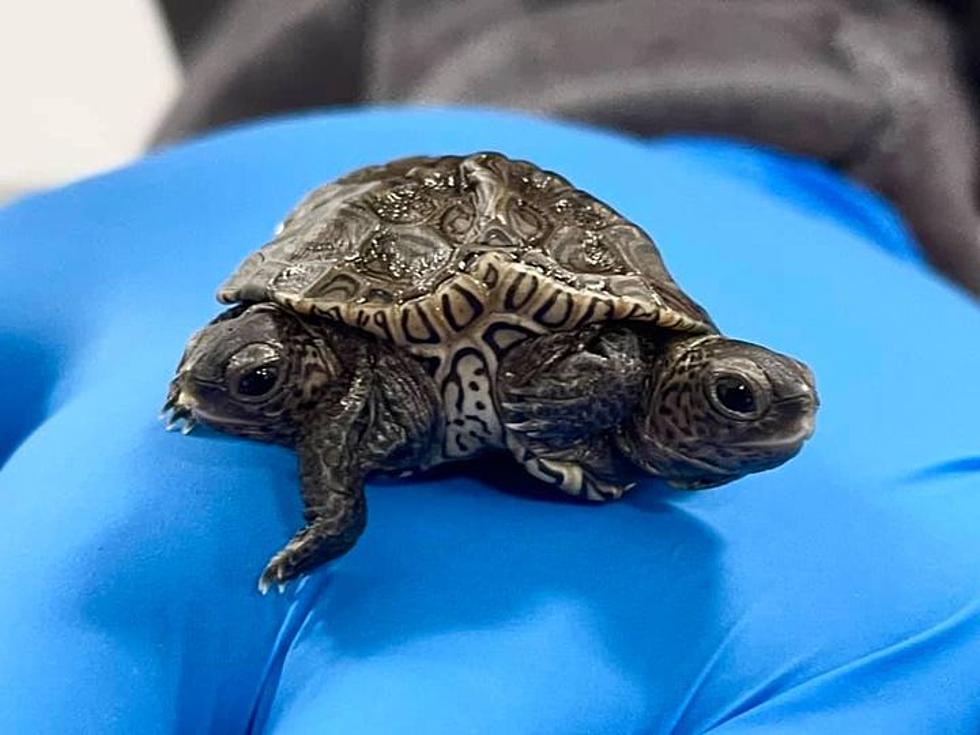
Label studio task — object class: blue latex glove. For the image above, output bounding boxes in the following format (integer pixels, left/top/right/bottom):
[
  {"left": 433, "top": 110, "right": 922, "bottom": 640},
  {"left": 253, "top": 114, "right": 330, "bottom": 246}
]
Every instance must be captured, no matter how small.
[{"left": 1, "top": 108, "right": 978, "bottom": 734}]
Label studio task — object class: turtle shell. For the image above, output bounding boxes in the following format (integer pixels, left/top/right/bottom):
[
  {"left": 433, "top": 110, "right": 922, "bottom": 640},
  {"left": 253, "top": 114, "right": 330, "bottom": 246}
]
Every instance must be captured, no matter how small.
[
  {"left": 219, "top": 152, "right": 716, "bottom": 458},
  {"left": 219, "top": 151, "right": 716, "bottom": 347}
]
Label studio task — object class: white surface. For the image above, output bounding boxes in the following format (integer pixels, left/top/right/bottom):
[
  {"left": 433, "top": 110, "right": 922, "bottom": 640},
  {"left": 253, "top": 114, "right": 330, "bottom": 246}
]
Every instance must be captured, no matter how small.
[{"left": 0, "top": 1, "right": 180, "bottom": 198}]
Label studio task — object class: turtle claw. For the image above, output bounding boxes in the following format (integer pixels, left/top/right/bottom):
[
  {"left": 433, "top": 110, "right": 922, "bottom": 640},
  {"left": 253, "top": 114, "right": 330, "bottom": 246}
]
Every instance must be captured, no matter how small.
[
  {"left": 163, "top": 412, "right": 189, "bottom": 433},
  {"left": 160, "top": 399, "right": 196, "bottom": 434},
  {"left": 257, "top": 549, "right": 300, "bottom": 595},
  {"left": 257, "top": 573, "right": 286, "bottom": 596},
  {"left": 257, "top": 569, "right": 280, "bottom": 595}
]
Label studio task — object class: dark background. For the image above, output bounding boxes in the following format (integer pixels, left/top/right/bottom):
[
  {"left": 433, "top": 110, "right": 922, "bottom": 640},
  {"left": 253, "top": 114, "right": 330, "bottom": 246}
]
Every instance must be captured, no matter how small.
[{"left": 151, "top": 0, "right": 980, "bottom": 296}]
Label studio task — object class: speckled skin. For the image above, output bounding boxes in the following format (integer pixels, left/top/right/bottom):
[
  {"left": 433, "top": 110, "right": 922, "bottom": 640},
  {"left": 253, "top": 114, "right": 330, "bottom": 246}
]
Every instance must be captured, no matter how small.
[
  {"left": 165, "top": 152, "right": 819, "bottom": 591},
  {"left": 166, "top": 306, "right": 443, "bottom": 591}
]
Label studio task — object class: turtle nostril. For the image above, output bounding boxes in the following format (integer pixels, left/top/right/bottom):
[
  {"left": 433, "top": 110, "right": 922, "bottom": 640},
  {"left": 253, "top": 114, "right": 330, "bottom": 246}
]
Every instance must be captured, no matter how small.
[
  {"left": 789, "top": 360, "right": 818, "bottom": 405},
  {"left": 809, "top": 386, "right": 820, "bottom": 409},
  {"left": 803, "top": 375, "right": 819, "bottom": 409}
]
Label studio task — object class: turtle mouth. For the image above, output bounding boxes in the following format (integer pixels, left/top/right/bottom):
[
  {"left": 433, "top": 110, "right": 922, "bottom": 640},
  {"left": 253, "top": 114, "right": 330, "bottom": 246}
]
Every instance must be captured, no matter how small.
[
  {"left": 774, "top": 391, "right": 820, "bottom": 411},
  {"left": 734, "top": 425, "right": 813, "bottom": 451},
  {"left": 161, "top": 378, "right": 272, "bottom": 434}
]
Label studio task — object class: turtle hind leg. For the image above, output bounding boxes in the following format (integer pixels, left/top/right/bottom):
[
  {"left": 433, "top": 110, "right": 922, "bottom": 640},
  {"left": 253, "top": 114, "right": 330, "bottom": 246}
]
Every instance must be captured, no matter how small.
[{"left": 496, "top": 325, "right": 646, "bottom": 501}]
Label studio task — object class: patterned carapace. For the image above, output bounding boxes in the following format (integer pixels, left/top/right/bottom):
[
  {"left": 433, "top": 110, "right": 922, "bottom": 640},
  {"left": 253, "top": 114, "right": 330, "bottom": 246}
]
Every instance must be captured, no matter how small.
[{"left": 219, "top": 153, "right": 716, "bottom": 461}]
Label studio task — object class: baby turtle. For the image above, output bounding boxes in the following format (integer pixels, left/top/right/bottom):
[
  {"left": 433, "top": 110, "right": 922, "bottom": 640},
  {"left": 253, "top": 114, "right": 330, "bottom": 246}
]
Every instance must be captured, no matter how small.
[{"left": 165, "top": 152, "right": 818, "bottom": 592}]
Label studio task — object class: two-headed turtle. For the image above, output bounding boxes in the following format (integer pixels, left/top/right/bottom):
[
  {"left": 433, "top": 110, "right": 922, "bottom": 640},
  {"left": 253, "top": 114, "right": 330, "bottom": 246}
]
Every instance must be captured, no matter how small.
[{"left": 164, "top": 152, "right": 818, "bottom": 592}]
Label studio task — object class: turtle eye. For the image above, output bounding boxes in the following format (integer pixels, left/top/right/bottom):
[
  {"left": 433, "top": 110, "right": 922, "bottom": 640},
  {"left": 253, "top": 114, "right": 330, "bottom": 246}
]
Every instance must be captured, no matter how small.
[
  {"left": 236, "top": 365, "right": 280, "bottom": 397},
  {"left": 226, "top": 342, "right": 284, "bottom": 400},
  {"left": 713, "top": 375, "right": 757, "bottom": 416}
]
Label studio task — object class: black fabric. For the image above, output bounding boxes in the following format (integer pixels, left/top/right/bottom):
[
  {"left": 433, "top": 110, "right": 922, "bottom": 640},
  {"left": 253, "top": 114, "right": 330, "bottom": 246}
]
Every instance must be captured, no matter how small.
[
  {"left": 154, "top": 0, "right": 980, "bottom": 295},
  {"left": 156, "top": 0, "right": 235, "bottom": 62}
]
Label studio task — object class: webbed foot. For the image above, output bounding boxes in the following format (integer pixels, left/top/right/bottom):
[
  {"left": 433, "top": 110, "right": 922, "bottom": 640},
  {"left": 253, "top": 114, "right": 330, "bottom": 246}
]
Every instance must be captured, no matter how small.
[
  {"left": 499, "top": 325, "right": 645, "bottom": 445},
  {"left": 258, "top": 529, "right": 315, "bottom": 595},
  {"left": 258, "top": 502, "right": 366, "bottom": 594},
  {"left": 498, "top": 325, "right": 645, "bottom": 500}
]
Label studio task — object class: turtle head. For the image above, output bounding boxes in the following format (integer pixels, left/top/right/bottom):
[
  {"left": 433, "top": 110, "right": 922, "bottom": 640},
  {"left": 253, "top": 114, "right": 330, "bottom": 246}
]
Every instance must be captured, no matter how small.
[
  {"left": 164, "top": 304, "right": 339, "bottom": 443},
  {"left": 617, "top": 335, "right": 818, "bottom": 488}
]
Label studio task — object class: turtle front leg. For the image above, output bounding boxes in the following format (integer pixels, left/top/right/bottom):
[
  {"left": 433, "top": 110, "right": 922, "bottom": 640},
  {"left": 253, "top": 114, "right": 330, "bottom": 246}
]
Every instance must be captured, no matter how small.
[
  {"left": 258, "top": 372, "right": 372, "bottom": 593},
  {"left": 259, "top": 344, "right": 443, "bottom": 593},
  {"left": 497, "top": 325, "right": 646, "bottom": 501}
]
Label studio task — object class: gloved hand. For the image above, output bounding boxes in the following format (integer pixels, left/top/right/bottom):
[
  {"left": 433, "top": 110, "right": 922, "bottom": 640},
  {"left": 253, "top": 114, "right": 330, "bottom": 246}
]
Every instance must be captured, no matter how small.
[{"left": 1, "top": 108, "right": 977, "bottom": 734}]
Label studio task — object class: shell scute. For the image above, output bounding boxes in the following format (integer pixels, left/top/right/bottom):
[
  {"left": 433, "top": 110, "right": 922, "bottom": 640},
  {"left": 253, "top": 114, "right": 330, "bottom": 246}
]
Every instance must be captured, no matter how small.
[{"left": 219, "top": 152, "right": 715, "bottom": 345}]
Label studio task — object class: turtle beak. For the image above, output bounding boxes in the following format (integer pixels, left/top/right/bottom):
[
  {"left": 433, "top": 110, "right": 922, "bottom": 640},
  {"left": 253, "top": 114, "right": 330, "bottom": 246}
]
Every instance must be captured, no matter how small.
[{"left": 769, "top": 359, "right": 819, "bottom": 445}]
